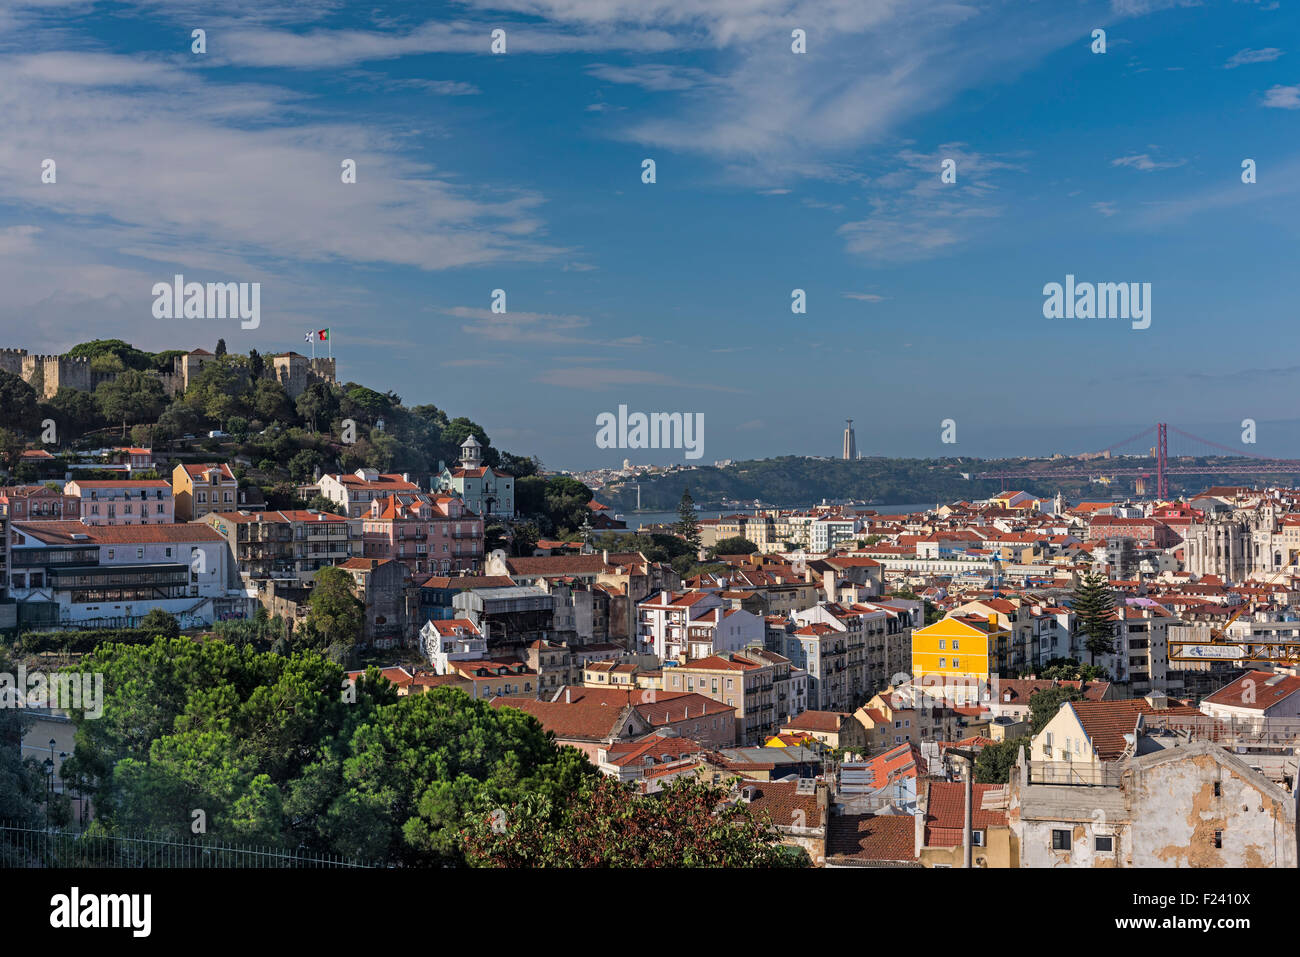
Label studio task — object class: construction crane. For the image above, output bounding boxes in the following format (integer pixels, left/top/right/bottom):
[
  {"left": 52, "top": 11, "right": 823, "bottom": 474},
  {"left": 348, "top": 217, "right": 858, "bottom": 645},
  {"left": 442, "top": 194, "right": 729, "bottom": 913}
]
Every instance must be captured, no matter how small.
[{"left": 1168, "top": 561, "right": 1300, "bottom": 665}]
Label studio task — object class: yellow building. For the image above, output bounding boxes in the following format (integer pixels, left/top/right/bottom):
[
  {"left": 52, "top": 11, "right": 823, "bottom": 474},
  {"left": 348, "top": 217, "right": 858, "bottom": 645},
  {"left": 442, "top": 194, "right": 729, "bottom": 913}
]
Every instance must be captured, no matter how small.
[{"left": 911, "top": 614, "right": 1008, "bottom": 694}]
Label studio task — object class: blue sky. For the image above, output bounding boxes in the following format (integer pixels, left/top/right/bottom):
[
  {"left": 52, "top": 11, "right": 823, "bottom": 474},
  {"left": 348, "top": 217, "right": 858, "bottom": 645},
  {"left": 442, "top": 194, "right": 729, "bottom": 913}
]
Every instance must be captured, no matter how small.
[{"left": 0, "top": 0, "right": 1297, "bottom": 469}]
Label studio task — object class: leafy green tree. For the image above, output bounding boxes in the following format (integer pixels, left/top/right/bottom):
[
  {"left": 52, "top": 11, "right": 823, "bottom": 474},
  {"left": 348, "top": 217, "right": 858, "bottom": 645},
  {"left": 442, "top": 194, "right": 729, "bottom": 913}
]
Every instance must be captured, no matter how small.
[
  {"left": 66, "top": 339, "right": 153, "bottom": 370},
  {"left": 188, "top": 358, "right": 249, "bottom": 425},
  {"left": 711, "top": 536, "right": 758, "bottom": 556},
  {"left": 304, "top": 567, "right": 363, "bottom": 650},
  {"left": 155, "top": 400, "right": 206, "bottom": 445},
  {"left": 295, "top": 381, "right": 337, "bottom": 433},
  {"left": 140, "top": 608, "right": 180, "bottom": 639},
  {"left": 0, "top": 371, "right": 40, "bottom": 432},
  {"left": 288, "top": 448, "right": 324, "bottom": 482},
  {"left": 1072, "top": 572, "right": 1116, "bottom": 665},
  {"left": 43, "top": 387, "right": 102, "bottom": 439},
  {"left": 251, "top": 378, "right": 295, "bottom": 425},
  {"left": 674, "top": 488, "right": 702, "bottom": 550},
  {"left": 1028, "top": 686, "right": 1086, "bottom": 736},
  {"left": 306, "top": 689, "right": 594, "bottom": 865},
  {"left": 462, "top": 774, "right": 804, "bottom": 868},
  {"left": 0, "top": 427, "right": 27, "bottom": 472},
  {"left": 95, "top": 370, "right": 166, "bottom": 436},
  {"left": 0, "top": 648, "right": 45, "bottom": 835},
  {"left": 974, "top": 737, "right": 1030, "bottom": 784}
]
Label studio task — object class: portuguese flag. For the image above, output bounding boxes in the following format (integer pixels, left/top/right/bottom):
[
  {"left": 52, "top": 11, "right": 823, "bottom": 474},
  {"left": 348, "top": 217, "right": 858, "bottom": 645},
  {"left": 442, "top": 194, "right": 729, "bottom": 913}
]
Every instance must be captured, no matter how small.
[{"left": 316, "top": 328, "right": 330, "bottom": 341}]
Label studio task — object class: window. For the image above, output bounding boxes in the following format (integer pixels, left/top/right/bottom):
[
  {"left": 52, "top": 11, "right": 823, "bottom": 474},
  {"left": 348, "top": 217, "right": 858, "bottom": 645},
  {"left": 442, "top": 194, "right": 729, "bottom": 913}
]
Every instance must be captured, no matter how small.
[
  {"left": 971, "top": 830, "right": 985, "bottom": 847},
  {"left": 1095, "top": 836, "right": 1113, "bottom": 852},
  {"left": 1051, "top": 829, "right": 1070, "bottom": 851},
  {"left": 953, "top": 659, "right": 960, "bottom": 669},
  {"left": 938, "top": 658, "right": 945, "bottom": 668},
  {"left": 952, "top": 639, "right": 959, "bottom": 650},
  {"left": 938, "top": 639, "right": 945, "bottom": 650},
  {"left": 1213, "top": 781, "right": 1221, "bottom": 797},
  {"left": 1213, "top": 830, "right": 1222, "bottom": 849}
]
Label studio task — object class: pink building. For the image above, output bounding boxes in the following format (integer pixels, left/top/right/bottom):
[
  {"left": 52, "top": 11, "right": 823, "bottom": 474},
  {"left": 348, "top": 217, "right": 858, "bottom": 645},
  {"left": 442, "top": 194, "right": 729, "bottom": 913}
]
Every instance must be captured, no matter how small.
[
  {"left": 0, "top": 485, "right": 80, "bottom": 521},
  {"left": 64, "top": 479, "right": 174, "bottom": 525},
  {"left": 361, "top": 494, "right": 483, "bottom": 576}
]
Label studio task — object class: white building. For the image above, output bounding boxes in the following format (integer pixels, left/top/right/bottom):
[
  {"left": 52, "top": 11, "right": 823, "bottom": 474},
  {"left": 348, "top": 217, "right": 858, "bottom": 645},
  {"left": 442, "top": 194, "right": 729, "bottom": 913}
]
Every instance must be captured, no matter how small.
[
  {"left": 420, "top": 617, "right": 488, "bottom": 674},
  {"left": 318, "top": 469, "right": 424, "bottom": 519},
  {"left": 635, "top": 590, "right": 762, "bottom": 662},
  {"left": 7, "top": 520, "right": 234, "bottom": 628}
]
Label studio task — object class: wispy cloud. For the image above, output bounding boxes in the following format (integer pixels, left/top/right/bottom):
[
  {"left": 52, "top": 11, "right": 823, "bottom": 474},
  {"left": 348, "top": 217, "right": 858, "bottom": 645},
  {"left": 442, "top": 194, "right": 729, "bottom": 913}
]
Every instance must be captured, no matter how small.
[
  {"left": 1225, "top": 47, "right": 1283, "bottom": 68},
  {"left": 1111, "top": 153, "right": 1187, "bottom": 171}
]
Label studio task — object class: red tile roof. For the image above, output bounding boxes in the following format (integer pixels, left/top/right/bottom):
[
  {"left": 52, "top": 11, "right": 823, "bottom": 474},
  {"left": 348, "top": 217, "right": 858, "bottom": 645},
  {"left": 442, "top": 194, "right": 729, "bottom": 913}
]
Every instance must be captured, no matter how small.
[
  {"left": 826, "top": 814, "right": 917, "bottom": 864},
  {"left": 1203, "top": 671, "right": 1300, "bottom": 712},
  {"left": 923, "top": 782, "right": 1008, "bottom": 847}
]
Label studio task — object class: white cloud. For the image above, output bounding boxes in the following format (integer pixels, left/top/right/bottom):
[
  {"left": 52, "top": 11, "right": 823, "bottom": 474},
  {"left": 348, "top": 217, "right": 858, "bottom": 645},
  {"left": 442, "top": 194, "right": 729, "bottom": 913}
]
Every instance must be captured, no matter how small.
[
  {"left": 1225, "top": 47, "right": 1283, "bottom": 68},
  {"left": 1111, "top": 153, "right": 1187, "bottom": 171},
  {"left": 1263, "top": 84, "right": 1300, "bottom": 109}
]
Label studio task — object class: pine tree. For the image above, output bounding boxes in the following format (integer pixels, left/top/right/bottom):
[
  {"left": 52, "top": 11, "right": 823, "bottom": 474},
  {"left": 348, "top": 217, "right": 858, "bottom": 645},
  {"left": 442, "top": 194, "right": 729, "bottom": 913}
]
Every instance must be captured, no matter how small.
[
  {"left": 1072, "top": 571, "right": 1116, "bottom": 666},
  {"left": 674, "top": 487, "right": 701, "bottom": 550}
]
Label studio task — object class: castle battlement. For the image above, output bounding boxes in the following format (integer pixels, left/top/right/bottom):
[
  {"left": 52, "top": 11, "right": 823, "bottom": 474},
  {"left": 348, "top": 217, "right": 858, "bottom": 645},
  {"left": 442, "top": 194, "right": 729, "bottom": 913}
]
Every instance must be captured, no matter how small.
[{"left": 4, "top": 345, "right": 337, "bottom": 400}]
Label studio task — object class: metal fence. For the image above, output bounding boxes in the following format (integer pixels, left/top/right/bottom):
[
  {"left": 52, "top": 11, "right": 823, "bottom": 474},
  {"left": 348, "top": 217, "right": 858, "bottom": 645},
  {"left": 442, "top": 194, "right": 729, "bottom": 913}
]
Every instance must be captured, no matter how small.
[
  {"left": 1026, "top": 761, "right": 1124, "bottom": 787},
  {"left": 0, "top": 823, "right": 371, "bottom": 868}
]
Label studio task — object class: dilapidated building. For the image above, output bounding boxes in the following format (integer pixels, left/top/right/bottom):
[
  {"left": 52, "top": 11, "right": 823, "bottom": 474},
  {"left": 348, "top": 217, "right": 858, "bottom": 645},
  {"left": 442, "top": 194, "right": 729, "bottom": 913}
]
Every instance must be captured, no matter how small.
[{"left": 1010, "top": 740, "right": 1298, "bottom": 868}]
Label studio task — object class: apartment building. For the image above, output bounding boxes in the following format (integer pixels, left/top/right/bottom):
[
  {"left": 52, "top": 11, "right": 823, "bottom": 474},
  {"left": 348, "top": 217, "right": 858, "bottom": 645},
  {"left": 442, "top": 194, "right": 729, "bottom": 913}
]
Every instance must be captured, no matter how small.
[
  {"left": 203, "top": 509, "right": 354, "bottom": 587},
  {"left": 7, "top": 520, "right": 232, "bottom": 628},
  {"left": 65, "top": 479, "right": 173, "bottom": 525},
  {"left": 662, "top": 648, "right": 805, "bottom": 744},
  {"left": 336, "top": 557, "right": 415, "bottom": 649},
  {"left": 172, "top": 463, "right": 238, "bottom": 521},
  {"left": 318, "top": 468, "right": 423, "bottom": 519},
  {"left": 361, "top": 494, "right": 483, "bottom": 576},
  {"left": 635, "top": 589, "right": 763, "bottom": 663},
  {"left": 911, "top": 614, "right": 1009, "bottom": 699},
  {"left": 0, "top": 486, "right": 80, "bottom": 522}
]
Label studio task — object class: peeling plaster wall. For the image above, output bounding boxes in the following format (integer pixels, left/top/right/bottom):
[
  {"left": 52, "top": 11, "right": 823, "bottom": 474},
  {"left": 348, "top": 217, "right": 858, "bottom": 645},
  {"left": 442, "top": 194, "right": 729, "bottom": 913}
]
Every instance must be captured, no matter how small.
[{"left": 1129, "top": 753, "right": 1295, "bottom": 868}]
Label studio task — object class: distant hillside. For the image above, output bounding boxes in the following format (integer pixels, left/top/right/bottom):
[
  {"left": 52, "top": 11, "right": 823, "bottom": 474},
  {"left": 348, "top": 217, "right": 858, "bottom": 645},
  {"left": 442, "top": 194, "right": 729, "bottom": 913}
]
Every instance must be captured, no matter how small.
[
  {"left": 600, "top": 457, "right": 1014, "bottom": 511},
  {"left": 598, "top": 454, "right": 1300, "bottom": 512}
]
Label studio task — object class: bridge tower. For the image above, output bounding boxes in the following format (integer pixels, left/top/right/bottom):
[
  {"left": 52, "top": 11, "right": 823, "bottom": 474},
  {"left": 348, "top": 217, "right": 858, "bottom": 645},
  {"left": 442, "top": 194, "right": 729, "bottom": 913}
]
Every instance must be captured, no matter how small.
[{"left": 1156, "top": 422, "right": 1168, "bottom": 499}]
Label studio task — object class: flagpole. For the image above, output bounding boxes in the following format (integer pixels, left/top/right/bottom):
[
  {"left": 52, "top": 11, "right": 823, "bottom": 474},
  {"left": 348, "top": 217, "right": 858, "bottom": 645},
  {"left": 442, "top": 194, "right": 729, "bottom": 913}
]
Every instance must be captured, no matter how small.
[{"left": 329, "top": 329, "right": 332, "bottom": 361}]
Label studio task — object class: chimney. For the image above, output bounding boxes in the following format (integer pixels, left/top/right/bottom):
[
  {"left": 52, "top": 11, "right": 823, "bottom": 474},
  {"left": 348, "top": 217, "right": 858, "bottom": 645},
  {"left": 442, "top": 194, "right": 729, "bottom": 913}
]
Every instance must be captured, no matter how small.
[
  {"left": 987, "top": 613, "right": 998, "bottom": 630},
  {"left": 565, "top": 687, "right": 571, "bottom": 704}
]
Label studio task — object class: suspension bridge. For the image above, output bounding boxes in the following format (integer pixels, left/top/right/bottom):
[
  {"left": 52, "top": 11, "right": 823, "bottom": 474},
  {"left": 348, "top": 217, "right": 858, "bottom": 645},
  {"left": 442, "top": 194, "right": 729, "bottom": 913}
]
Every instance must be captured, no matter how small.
[{"left": 974, "top": 423, "right": 1300, "bottom": 497}]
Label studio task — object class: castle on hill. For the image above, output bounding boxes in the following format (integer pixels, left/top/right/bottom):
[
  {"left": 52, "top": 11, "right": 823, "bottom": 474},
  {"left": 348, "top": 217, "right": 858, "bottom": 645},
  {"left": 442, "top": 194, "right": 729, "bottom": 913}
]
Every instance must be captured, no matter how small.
[{"left": 0, "top": 347, "right": 336, "bottom": 400}]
